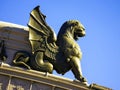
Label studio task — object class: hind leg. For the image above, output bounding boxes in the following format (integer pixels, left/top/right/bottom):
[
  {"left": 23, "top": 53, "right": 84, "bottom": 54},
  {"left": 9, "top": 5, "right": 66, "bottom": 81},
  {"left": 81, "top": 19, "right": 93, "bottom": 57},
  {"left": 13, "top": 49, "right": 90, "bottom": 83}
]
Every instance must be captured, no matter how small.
[{"left": 31, "top": 51, "right": 53, "bottom": 73}]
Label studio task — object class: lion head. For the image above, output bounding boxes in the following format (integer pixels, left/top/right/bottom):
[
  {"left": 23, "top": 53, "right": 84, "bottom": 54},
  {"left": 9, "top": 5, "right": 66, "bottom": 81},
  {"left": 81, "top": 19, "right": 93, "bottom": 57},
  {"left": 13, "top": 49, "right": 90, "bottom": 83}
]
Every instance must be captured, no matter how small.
[{"left": 57, "top": 20, "right": 85, "bottom": 41}]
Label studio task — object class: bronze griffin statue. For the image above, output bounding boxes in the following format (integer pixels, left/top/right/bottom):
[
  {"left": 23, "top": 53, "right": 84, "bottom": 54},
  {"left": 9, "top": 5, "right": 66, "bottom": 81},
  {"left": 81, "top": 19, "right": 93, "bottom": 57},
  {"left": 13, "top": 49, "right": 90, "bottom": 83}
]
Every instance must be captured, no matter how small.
[{"left": 13, "top": 6, "right": 87, "bottom": 84}]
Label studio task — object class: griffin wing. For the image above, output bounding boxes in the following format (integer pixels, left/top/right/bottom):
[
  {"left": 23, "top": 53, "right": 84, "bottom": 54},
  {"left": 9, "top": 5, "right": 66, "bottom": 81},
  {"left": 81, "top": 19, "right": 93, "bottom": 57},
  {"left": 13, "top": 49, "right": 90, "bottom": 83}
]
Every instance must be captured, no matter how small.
[{"left": 28, "top": 6, "right": 58, "bottom": 60}]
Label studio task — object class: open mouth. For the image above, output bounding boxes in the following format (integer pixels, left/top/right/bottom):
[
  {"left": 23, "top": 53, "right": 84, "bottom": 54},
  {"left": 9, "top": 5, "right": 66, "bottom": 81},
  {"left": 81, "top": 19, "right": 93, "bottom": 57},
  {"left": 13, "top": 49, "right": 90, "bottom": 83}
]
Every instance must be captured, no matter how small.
[
  {"left": 74, "top": 33, "right": 80, "bottom": 40},
  {"left": 78, "top": 32, "right": 85, "bottom": 37},
  {"left": 74, "top": 32, "right": 85, "bottom": 40}
]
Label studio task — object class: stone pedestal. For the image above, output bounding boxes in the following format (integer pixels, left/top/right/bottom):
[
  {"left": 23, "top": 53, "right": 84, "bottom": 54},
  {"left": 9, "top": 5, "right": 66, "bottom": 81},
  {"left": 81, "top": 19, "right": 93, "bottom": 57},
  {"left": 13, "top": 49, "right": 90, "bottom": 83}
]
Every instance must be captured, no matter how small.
[
  {"left": 0, "top": 63, "right": 112, "bottom": 90},
  {"left": 0, "top": 21, "right": 111, "bottom": 90},
  {"left": 0, "top": 62, "right": 90, "bottom": 90}
]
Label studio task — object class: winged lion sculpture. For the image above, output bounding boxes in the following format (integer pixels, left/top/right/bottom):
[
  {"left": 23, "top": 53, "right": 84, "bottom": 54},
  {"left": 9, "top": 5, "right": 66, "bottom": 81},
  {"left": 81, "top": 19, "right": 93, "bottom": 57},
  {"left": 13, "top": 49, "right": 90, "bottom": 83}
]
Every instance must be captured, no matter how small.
[{"left": 13, "top": 6, "right": 87, "bottom": 84}]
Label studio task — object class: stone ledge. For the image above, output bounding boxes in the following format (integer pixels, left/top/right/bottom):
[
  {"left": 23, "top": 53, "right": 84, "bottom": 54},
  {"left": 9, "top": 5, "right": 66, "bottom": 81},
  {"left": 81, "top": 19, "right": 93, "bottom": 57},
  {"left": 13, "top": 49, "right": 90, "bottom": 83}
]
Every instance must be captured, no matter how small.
[
  {"left": 0, "top": 62, "right": 112, "bottom": 90},
  {"left": 0, "top": 62, "right": 90, "bottom": 90}
]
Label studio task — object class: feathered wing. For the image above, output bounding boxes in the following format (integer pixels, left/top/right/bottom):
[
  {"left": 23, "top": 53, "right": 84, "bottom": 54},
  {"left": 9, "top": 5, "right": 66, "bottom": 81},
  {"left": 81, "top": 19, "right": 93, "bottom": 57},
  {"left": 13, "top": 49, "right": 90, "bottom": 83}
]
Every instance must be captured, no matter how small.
[{"left": 28, "top": 6, "right": 58, "bottom": 60}]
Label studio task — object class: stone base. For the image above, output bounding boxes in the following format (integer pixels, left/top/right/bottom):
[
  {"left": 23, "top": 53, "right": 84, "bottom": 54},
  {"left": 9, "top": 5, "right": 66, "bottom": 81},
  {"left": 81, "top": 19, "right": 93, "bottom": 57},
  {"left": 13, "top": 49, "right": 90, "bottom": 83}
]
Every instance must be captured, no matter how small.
[
  {"left": 0, "top": 62, "right": 111, "bottom": 90},
  {"left": 0, "top": 62, "right": 89, "bottom": 90}
]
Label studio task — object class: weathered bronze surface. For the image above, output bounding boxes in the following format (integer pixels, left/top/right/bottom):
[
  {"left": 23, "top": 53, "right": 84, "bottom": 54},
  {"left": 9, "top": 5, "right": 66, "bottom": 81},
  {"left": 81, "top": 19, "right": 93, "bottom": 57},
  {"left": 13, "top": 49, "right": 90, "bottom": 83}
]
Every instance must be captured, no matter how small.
[{"left": 13, "top": 6, "right": 87, "bottom": 83}]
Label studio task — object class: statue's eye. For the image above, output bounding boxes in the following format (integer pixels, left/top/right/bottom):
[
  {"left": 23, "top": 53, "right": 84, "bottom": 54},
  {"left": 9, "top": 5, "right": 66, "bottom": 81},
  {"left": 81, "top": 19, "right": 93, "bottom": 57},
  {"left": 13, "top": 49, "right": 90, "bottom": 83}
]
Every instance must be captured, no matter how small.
[
  {"left": 75, "top": 21, "right": 78, "bottom": 25},
  {"left": 73, "top": 22, "right": 78, "bottom": 26}
]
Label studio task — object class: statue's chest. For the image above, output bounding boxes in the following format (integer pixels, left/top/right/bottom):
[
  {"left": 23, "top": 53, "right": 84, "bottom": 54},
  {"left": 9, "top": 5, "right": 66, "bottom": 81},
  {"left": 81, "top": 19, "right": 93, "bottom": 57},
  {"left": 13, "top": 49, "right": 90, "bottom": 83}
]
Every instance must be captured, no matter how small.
[
  {"left": 74, "top": 42, "right": 80, "bottom": 50},
  {"left": 70, "top": 41, "right": 82, "bottom": 58},
  {"left": 70, "top": 40, "right": 81, "bottom": 50},
  {"left": 62, "top": 37, "right": 82, "bottom": 58},
  {"left": 73, "top": 43, "right": 82, "bottom": 53}
]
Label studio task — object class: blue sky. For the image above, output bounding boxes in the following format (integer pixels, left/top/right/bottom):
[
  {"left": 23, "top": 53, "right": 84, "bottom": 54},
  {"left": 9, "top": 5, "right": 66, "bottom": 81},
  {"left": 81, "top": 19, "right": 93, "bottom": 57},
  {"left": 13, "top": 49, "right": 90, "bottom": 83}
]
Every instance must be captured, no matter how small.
[{"left": 0, "top": 0, "right": 120, "bottom": 89}]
